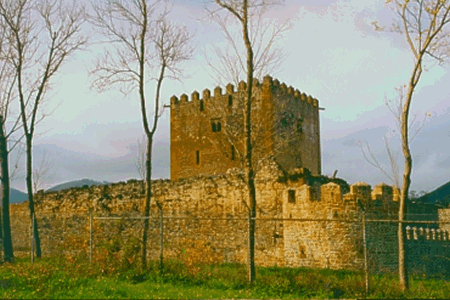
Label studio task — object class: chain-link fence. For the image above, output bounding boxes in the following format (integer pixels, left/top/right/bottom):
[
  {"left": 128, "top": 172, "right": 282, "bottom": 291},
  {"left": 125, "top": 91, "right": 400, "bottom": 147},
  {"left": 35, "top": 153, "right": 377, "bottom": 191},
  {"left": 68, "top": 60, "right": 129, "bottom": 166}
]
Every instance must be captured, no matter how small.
[{"left": 8, "top": 209, "right": 450, "bottom": 289}]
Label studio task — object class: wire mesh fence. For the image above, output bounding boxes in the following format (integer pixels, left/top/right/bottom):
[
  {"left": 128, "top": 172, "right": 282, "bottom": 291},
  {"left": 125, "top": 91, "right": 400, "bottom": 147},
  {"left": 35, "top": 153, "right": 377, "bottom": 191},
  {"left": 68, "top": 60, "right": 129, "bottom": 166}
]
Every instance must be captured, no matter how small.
[{"left": 8, "top": 208, "right": 450, "bottom": 286}]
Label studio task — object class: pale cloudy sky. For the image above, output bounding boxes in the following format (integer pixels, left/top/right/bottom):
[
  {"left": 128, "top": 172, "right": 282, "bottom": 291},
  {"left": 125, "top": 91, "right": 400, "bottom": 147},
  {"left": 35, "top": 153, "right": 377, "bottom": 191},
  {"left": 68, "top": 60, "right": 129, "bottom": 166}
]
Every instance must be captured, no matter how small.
[{"left": 9, "top": 0, "right": 450, "bottom": 194}]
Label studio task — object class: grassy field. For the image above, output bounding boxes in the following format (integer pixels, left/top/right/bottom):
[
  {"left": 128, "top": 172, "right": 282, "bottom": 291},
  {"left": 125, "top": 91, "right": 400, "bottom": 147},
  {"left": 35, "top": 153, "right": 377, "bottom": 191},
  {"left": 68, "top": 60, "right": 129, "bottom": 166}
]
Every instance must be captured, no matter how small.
[{"left": 0, "top": 253, "right": 449, "bottom": 299}]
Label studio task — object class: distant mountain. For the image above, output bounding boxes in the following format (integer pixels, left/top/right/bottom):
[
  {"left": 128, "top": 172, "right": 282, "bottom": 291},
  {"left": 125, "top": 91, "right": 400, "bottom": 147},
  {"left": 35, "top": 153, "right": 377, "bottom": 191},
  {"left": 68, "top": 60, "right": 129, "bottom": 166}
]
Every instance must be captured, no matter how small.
[
  {"left": 10, "top": 188, "right": 28, "bottom": 204},
  {"left": 418, "top": 181, "right": 450, "bottom": 206},
  {"left": 46, "top": 179, "right": 110, "bottom": 192}
]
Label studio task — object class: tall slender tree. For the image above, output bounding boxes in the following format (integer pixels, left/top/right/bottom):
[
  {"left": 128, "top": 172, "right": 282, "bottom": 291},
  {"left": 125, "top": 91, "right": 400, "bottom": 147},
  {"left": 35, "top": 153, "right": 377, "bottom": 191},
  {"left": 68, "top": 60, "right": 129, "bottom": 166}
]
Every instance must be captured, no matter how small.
[
  {"left": 0, "top": 0, "right": 87, "bottom": 259},
  {"left": 374, "top": 0, "right": 450, "bottom": 291},
  {"left": 0, "top": 16, "right": 22, "bottom": 262},
  {"left": 208, "top": 0, "right": 290, "bottom": 283},
  {"left": 0, "top": 84, "right": 21, "bottom": 263},
  {"left": 90, "top": 0, "right": 193, "bottom": 270}
]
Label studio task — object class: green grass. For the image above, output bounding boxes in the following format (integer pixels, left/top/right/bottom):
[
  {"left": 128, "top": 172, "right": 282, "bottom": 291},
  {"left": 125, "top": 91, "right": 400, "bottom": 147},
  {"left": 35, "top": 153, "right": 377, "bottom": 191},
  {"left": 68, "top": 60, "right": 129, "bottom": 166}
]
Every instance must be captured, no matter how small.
[{"left": 0, "top": 255, "right": 449, "bottom": 299}]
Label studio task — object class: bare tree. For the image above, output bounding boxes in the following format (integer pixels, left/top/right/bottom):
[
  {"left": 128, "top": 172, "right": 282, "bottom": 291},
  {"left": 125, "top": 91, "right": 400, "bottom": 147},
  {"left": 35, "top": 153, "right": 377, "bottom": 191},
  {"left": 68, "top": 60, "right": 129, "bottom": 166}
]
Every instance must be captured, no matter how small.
[
  {"left": 373, "top": 0, "right": 450, "bottom": 291},
  {"left": 206, "top": 1, "right": 289, "bottom": 86},
  {"left": 134, "top": 135, "right": 147, "bottom": 182},
  {"left": 90, "top": 0, "right": 193, "bottom": 270},
  {"left": 359, "top": 137, "right": 401, "bottom": 189},
  {"left": 359, "top": 86, "right": 430, "bottom": 190},
  {"left": 207, "top": 0, "right": 290, "bottom": 283},
  {"left": 0, "top": 20, "right": 23, "bottom": 261},
  {"left": 32, "top": 149, "right": 55, "bottom": 193},
  {"left": 0, "top": 0, "right": 87, "bottom": 259}
]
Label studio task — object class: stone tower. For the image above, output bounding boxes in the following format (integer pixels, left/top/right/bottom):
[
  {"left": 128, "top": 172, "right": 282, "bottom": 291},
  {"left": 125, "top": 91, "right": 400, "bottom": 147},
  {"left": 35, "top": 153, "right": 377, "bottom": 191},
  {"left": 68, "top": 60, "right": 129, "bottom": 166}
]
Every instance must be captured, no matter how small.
[{"left": 170, "top": 75, "right": 321, "bottom": 181}]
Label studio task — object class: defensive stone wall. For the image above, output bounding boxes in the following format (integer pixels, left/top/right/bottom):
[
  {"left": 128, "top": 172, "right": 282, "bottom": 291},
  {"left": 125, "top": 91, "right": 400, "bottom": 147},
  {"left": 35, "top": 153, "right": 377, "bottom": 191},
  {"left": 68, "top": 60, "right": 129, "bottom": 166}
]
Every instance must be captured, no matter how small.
[
  {"left": 438, "top": 208, "right": 450, "bottom": 232},
  {"left": 12, "top": 166, "right": 447, "bottom": 272},
  {"left": 10, "top": 163, "right": 288, "bottom": 266},
  {"left": 283, "top": 181, "right": 401, "bottom": 271}
]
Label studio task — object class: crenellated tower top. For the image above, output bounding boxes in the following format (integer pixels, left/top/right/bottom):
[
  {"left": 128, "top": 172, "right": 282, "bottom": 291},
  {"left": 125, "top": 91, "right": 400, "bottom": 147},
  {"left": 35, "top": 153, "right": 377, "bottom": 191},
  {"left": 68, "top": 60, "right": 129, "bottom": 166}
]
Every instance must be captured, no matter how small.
[
  {"left": 170, "top": 75, "right": 322, "bottom": 181},
  {"left": 170, "top": 75, "right": 320, "bottom": 108}
]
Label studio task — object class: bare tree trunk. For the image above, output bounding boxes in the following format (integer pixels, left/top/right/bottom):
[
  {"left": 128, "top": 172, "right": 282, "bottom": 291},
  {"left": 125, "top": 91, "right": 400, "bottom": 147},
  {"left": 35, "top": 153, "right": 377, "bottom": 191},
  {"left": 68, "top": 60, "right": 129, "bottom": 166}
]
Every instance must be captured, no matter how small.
[
  {"left": 142, "top": 135, "right": 153, "bottom": 270},
  {"left": 398, "top": 141, "right": 410, "bottom": 290},
  {"left": 398, "top": 81, "right": 416, "bottom": 290},
  {"left": 247, "top": 174, "right": 256, "bottom": 282},
  {"left": 140, "top": 30, "right": 165, "bottom": 269},
  {"left": 0, "top": 117, "right": 13, "bottom": 262},
  {"left": 25, "top": 135, "right": 41, "bottom": 258},
  {"left": 241, "top": 0, "right": 257, "bottom": 283},
  {"left": 398, "top": 200, "right": 408, "bottom": 290},
  {"left": 89, "top": 0, "right": 191, "bottom": 272}
]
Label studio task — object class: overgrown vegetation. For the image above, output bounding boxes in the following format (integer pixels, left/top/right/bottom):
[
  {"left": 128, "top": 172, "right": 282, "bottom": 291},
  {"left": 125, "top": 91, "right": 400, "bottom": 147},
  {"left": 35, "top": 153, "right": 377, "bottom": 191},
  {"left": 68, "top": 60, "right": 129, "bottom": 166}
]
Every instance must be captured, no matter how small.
[
  {"left": 1, "top": 234, "right": 449, "bottom": 299},
  {"left": 278, "top": 167, "right": 350, "bottom": 194}
]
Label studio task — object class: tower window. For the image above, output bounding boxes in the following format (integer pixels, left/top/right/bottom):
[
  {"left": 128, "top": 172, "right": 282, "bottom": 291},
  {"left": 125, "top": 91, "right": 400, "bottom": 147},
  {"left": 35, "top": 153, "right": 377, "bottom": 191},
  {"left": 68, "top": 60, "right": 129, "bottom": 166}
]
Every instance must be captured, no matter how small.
[
  {"left": 228, "top": 95, "right": 233, "bottom": 107},
  {"left": 211, "top": 120, "right": 222, "bottom": 132},
  {"left": 200, "top": 100, "right": 204, "bottom": 111},
  {"left": 231, "top": 145, "right": 235, "bottom": 161},
  {"left": 288, "top": 190, "right": 296, "bottom": 203},
  {"left": 196, "top": 150, "right": 200, "bottom": 165},
  {"left": 297, "top": 118, "right": 303, "bottom": 134}
]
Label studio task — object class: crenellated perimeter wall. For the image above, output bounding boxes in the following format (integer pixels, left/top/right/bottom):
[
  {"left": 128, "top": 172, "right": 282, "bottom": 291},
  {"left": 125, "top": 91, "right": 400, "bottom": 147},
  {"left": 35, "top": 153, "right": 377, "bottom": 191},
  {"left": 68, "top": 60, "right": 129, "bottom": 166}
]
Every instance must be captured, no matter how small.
[{"left": 9, "top": 165, "right": 450, "bottom": 272}]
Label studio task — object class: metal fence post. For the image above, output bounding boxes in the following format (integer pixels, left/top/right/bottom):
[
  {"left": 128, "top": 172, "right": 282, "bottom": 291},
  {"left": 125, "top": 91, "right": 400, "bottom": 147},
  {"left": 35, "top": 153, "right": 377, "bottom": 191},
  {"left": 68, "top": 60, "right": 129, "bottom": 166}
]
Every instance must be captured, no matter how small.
[
  {"left": 357, "top": 199, "right": 369, "bottom": 297},
  {"left": 89, "top": 209, "right": 93, "bottom": 265},
  {"left": 159, "top": 206, "right": 164, "bottom": 273},
  {"left": 157, "top": 202, "right": 164, "bottom": 274},
  {"left": 31, "top": 213, "right": 34, "bottom": 264},
  {"left": 0, "top": 209, "right": 3, "bottom": 264},
  {"left": 362, "top": 211, "right": 369, "bottom": 297},
  {"left": 248, "top": 211, "right": 251, "bottom": 283}
]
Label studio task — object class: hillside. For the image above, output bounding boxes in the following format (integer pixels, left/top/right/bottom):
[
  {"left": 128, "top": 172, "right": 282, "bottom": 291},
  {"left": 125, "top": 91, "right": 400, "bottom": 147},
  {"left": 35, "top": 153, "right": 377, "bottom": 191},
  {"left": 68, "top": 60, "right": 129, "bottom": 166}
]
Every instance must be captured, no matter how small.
[
  {"left": 10, "top": 188, "right": 28, "bottom": 204},
  {"left": 7, "top": 180, "right": 109, "bottom": 204},
  {"left": 46, "top": 179, "right": 109, "bottom": 192},
  {"left": 418, "top": 180, "right": 450, "bottom": 206}
]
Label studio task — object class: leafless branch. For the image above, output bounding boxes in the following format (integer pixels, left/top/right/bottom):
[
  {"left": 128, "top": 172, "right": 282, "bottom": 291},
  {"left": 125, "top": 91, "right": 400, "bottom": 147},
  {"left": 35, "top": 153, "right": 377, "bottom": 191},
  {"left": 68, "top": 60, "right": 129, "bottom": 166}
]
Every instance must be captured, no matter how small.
[
  {"left": 89, "top": 0, "right": 193, "bottom": 270},
  {"left": 376, "top": 0, "right": 450, "bottom": 290},
  {"left": 32, "top": 149, "right": 55, "bottom": 192},
  {"left": 358, "top": 139, "right": 399, "bottom": 187},
  {"left": 134, "top": 135, "right": 147, "bottom": 181},
  {"left": 0, "top": 0, "right": 88, "bottom": 259},
  {"left": 205, "top": 0, "right": 289, "bottom": 86}
]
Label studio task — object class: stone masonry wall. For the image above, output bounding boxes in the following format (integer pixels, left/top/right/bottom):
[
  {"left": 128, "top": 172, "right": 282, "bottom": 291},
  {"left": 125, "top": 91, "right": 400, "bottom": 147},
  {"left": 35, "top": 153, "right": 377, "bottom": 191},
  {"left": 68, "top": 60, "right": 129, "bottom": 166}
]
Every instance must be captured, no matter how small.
[
  {"left": 438, "top": 208, "right": 450, "bottom": 232},
  {"left": 282, "top": 181, "right": 401, "bottom": 271},
  {"left": 170, "top": 75, "right": 321, "bottom": 181},
  {"left": 9, "top": 165, "right": 416, "bottom": 271},
  {"left": 10, "top": 163, "right": 288, "bottom": 267}
]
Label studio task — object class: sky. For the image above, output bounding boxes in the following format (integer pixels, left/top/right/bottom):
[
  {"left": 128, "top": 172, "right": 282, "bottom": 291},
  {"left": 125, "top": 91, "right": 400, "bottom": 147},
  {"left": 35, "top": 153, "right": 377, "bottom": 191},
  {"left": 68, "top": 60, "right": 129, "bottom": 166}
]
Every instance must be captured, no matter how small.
[{"left": 8, "top": 0, "right": 450, "bottom": 194}]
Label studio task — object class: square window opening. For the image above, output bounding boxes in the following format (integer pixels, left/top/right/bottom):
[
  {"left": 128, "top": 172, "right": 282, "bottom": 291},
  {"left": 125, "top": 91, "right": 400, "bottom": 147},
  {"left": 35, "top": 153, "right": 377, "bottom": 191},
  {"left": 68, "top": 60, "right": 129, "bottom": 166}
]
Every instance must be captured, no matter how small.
[{"left": 288, "top": 190, "right": 296, "bottom": 203}]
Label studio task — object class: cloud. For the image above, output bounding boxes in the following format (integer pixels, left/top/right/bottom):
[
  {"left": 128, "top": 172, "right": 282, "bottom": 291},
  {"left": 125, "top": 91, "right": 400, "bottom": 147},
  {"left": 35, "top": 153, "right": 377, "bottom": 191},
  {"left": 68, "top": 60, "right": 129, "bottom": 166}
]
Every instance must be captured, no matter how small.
[
  {"left": 437, "top": 156, "right": 450, "bottom": 170},
  {"left": 7, "top": 0, "right": 449, "bottom": 197}
]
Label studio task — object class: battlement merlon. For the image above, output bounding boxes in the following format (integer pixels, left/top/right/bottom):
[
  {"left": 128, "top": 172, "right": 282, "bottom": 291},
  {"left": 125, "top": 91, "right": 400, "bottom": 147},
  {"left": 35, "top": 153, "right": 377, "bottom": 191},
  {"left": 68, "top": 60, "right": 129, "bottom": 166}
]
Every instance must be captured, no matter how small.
[
  {"left": 347, "top": 182, "right": 399, "bottom": 207},
  {"left": 169, "top": 75, "right": 320, "bottom": 107},
  {"left": 290, "top": 182, "right": 400, "bottom": 207},
  {"left": 192, "top": 91, "right": 199, "bottom": 101}
]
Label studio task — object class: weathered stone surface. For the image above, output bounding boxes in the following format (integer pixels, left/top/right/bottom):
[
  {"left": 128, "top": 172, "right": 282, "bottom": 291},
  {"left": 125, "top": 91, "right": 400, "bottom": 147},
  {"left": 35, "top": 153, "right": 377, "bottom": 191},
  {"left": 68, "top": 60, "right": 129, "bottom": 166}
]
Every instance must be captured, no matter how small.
[
  {"left": 170, "top": 76, "right": 321, "bottom": 181},
  {"left": 10, "top": 165, "right": 423, "bottom": 271}
]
